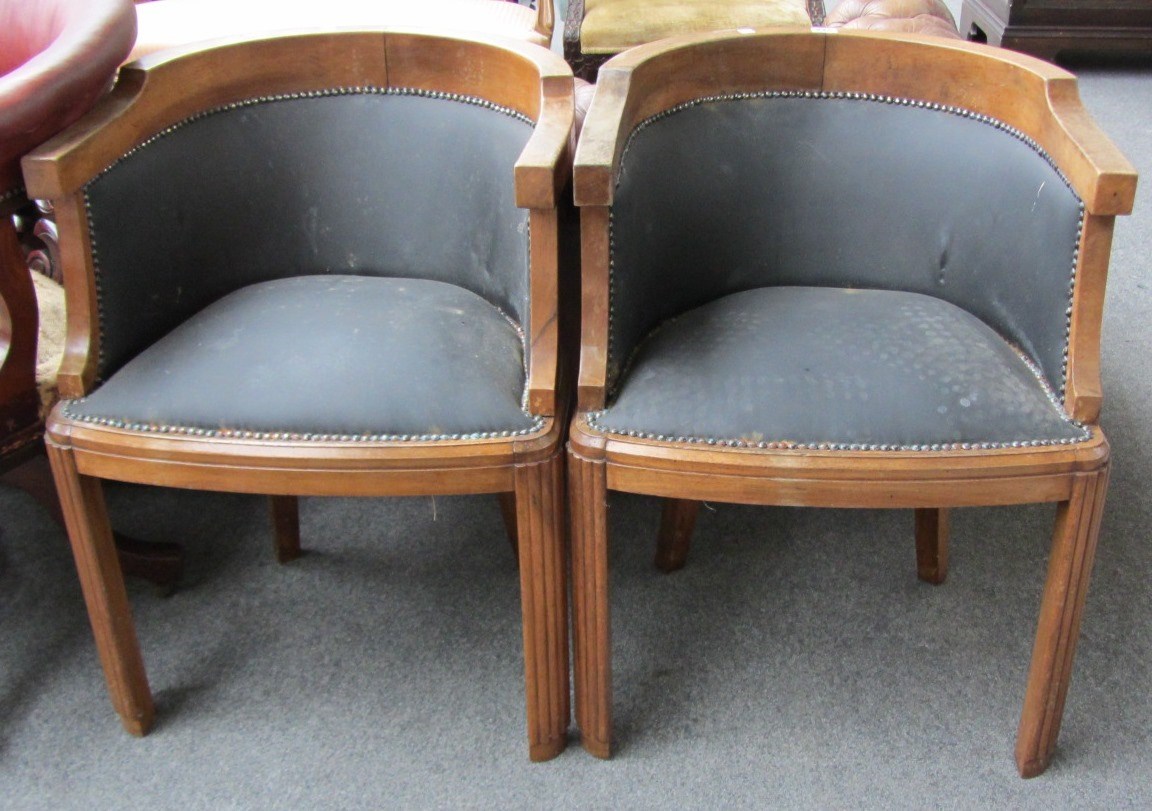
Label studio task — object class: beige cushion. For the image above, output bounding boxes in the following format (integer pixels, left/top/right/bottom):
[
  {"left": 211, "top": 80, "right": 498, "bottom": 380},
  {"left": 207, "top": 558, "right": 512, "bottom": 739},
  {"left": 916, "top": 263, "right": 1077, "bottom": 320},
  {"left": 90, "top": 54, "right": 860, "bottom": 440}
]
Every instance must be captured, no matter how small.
[
  {"left": 31, "top": 270, "right": 65, "bottom": 412},
  {"left": 581, "top": 0, "right": 811, "bottom": 54},
  {"left": 130, "top": 0, "right": 549, "bottom": 62}
]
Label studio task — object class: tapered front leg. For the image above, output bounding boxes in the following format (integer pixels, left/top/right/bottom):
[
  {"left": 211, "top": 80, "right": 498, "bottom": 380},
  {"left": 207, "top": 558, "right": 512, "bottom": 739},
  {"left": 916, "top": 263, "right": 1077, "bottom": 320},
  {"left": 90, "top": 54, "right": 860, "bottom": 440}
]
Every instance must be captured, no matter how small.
[
  {"left": 1016, "top": 468, "right": 1108, "bottom": 778},
  {"left": 914, "top": 508, "right": 950, "bottom": 585},
  {"left": 569, "top": 449, "right": 611, "bottom": 758},
  {"left": 270, "top": 495, "right": 301, "bottom": 563},
  {"left": 47, "top": 440, "right": 154, "bottom": 736},
  {"left": 514, "top": 451, "right": 569, "bottom": 761},
  {"left": 654, "top": 498, "right": 699, "bottom": 573}
]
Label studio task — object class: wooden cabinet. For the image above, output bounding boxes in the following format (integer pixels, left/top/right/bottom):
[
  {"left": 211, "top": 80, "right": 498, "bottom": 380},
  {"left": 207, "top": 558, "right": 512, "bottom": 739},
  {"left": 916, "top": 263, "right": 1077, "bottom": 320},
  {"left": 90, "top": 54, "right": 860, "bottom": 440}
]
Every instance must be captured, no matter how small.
[{"left": 960, "top": 0, "right": 1152, "bottom": 58}]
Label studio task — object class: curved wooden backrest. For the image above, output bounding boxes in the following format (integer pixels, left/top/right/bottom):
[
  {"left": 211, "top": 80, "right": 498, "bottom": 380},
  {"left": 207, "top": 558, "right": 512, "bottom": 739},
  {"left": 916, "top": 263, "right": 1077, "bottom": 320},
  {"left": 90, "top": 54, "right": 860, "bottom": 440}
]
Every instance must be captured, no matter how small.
[
  {"left": 573, "top": 30, "right": 1136, "bottom": 419},
  {"left": 23, "top": 30, "right": 574, "bottom": 413}
]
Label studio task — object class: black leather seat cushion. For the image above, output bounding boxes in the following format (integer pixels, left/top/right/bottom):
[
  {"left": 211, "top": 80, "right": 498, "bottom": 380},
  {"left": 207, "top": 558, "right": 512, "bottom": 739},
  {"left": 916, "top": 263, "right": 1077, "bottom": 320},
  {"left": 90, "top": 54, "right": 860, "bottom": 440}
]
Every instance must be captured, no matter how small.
[
  {"left": 589, "top": 287, "right": 1088, "bottom": 450},
  {"left": 63, "top": 275, "right": 541, "bottom": 440}
]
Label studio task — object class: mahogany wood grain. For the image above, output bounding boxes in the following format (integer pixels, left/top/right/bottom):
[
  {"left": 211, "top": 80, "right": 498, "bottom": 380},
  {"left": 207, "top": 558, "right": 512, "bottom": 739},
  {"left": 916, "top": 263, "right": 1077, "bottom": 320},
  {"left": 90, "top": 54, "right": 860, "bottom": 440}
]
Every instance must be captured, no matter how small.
[
  {"left": 654, "top": 499, "right": 699, "bottom": 573},
  {"left": 914, "top": 508, "right": 949, "bottom": 585}
]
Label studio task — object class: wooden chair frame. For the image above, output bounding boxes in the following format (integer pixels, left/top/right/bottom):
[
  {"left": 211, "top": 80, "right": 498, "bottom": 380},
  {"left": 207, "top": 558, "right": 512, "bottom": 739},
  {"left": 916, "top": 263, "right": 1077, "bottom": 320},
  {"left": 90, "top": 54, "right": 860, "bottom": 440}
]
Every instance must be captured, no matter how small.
[
  {"left": 568, "top": 29, "right": 1136, "bottom": 776},
  {"left": 22, "top": 29, "right": 575, "bottom": 761}
]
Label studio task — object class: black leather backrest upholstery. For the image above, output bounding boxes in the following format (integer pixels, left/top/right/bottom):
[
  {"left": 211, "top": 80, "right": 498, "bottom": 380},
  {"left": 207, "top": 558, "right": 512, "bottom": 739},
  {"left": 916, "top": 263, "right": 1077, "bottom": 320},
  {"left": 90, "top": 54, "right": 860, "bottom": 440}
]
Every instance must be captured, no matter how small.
[
  {"left": 85, "top": 90, "right": 533, "bottom": 378},
  {"left": 610, "top": 94, "right": 1083, "bottom": 395}
]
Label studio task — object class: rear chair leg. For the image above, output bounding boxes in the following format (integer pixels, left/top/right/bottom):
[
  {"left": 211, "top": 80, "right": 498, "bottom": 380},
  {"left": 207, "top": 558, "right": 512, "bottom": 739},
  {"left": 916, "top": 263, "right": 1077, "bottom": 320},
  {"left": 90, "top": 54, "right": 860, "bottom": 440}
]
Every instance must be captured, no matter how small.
[
  {"left": 514, "top": 452, "right": 569, "bottom": 761},
  {"left": 569, "top": 449, "right": 611, "bottom": 758},
  {"left": 654, "top": 498, "right": 699, "bottom": 572},
  {"left": 915, "top": 508, "right": 950, "bottom": 584},
  {"left": 47, "top": 440, "right": 154, "bottom": 736},
  {"left": 498, "top": 491, "right": 520, "bottom": 559},
  {"left": 1016, "top": 468, "right": 1108, "bottom": 778},
  {"left": 270, "top": 495, "right": 301, "bottom": 563}
]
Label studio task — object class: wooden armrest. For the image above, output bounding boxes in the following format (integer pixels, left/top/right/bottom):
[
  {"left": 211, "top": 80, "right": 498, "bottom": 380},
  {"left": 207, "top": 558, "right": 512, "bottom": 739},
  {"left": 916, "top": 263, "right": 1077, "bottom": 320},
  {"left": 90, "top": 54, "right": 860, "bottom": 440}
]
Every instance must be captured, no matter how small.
[
  {"left": 1043, "top": 78, "right": 1137, "bottom": 216},
  {"left": 572, "top": 67, "right": 632, "bottom": 207},
  {"left": 516, "top": 75, "right": 575, "bottom": 209}
]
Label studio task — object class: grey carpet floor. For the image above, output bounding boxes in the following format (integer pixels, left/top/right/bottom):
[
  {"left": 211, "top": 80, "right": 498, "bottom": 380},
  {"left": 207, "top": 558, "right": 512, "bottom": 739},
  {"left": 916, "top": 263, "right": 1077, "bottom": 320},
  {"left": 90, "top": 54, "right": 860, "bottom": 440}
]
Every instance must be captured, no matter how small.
[{"left": 2, "top": 55, "right": 1150, "bottom": 811}]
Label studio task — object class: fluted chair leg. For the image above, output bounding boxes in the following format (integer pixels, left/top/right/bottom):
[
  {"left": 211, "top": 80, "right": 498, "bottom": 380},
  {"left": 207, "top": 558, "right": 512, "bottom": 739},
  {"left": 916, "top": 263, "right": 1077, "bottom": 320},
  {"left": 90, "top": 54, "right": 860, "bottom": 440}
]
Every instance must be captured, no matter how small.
[
  {"left": 569, "top": 449, "right": 611, "bottom": 758},
  {"left": 915, "top": 508, "right": 950, "bottom": 584},
  {"left": 654, "top": 498, "right": 699, "bottom": 572},
  {"left": 47, "top": 441, "right": 154, "bottom": 736},
  {"left": 514, "top": 451, "right": 569, "bottom": 761},
  {"left": 270, "top": 495, "right": 301, "bottom": 563},
  {"left": 1015, "top": 468, "right": 1108, "bottom": 778}
]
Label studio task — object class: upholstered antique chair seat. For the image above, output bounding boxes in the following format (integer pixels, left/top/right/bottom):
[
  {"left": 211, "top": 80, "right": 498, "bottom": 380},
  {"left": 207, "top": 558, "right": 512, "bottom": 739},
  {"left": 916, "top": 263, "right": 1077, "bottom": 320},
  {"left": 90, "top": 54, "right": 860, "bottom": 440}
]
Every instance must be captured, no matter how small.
[
  {"left": 65, "top": 276, "right": 540, "bottom": 439},
  {"left": 593, "top": 287, "right": 1085, "bottom": 450},
  {"left": 129, "top": 0, "right": 553, "bottom": 60}
]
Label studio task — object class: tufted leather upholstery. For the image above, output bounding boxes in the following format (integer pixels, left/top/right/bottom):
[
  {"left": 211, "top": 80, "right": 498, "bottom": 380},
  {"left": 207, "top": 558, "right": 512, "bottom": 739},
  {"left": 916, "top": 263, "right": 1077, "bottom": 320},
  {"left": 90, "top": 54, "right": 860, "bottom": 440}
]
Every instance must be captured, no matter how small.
[
  {"left": 578, "top": 0, "right": 811, "bottom": 54},
  {"left": 824, "top": 0, "right": 961, "bottom": 39}
]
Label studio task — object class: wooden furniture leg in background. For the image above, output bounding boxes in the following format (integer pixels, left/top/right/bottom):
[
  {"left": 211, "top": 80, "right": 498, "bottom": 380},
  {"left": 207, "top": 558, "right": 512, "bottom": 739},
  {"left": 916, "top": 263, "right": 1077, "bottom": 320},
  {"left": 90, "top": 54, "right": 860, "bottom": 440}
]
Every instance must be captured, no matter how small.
[
  {"left": 915, "top": 507, "right": 950, "bottom": 585},
  {"left": 654, "top": 498, "right": 699, "bottom": 572}
]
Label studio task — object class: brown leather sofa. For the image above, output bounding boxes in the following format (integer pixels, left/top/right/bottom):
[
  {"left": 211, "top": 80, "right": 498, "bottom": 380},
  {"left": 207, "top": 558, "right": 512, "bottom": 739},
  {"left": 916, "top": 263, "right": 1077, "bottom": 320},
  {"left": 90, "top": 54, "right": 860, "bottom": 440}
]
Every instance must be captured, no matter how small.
[{"left": 824, "top": 0, "right": 962, "bottom": 38}]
